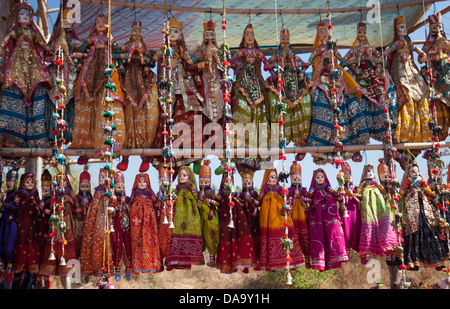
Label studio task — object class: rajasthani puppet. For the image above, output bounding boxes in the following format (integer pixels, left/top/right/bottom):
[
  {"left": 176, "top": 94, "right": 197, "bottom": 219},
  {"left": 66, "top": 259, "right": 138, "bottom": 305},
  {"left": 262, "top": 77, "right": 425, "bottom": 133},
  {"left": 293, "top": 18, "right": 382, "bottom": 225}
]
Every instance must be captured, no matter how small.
[
  {"left": 79, "top": 168, "right": 113, "bottom": 278},
  {"left": 166, "top": 166, "right": 204, "bottom": 270},
  {"left": 39, "top": 173, "right": 80, "bottom": 281},
  {"left": 211, "top": 172, "right": 256, "bottom": 274},
  {"left": 129, "top": 172, "right": 161, "bottom": 274},
  {"left": 287, "top": 161, "right": 310, "bottom": 266},
  {"left": 385, "top": 16, "right": 432, "bottom": 143},
  {"left": 230, "top": 24, "right": 269, "bottom": 166},
  {"left": 71, "top": 14, "right": 125, "bottom": 152},
  {"left": 46, "top": 8, "right": 84, "bottom": 145},
  {"left": 110, "top": 171, "right": 132, "bottom": 280},
  {"left": 355, "top": 164, "right": 398, "bottom": 264},
  {"left": 306, "top": 21, "right": 369, "bottom": 164},
  {"left": 342, "top": 22, "right": 398, "bottom": 143},
  {"left": 117, "top": 22, "right": 159, "bottom": 172},
  {"left": 0, "top": 2, "right": 53, "bottom": 148},
  {"left": 305, "top": 168, "right": 348, "bottom": 271},
  {"left": 421, "top": 13, "right": 450, "bottom": 138},
  {"left": 340, "top": 162, "right": 361, "bottom": 254},
  {"left": 154, "top": 164, "right": 172, "bottom": 265},
  {"left": 257, "top": 168, "right": 304, "bottom": 271},
  {"left": 265, "top": 28, "right": 312, "bottom": 146},
  {"left": 399, "top": 162, "right": 449, "bottom": 270},
  {"left": 197, "top": 160, "right": 219, "bottom": 267},
  {"left": 75, "top": 167, "right": 92, "bottom": 258}
]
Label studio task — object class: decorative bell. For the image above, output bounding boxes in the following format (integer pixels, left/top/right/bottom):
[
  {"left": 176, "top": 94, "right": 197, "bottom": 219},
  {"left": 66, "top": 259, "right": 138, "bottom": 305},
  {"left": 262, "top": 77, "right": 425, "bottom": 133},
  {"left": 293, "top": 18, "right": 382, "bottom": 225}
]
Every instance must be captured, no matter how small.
[
  {"left": 162, "top": 215, "right": 169, "bottom": 225},
  {"left": 59, "top": 256, "right": 66, "bottom": 266},
  {"left": 286, "top": 272, "right": 293, "bottom": 285},
  {"left": 48, "top": 252, "right": 56, "bottom": 261},
  {"left": 168, "top": 221, "right": 175, "bottom": 229},
  {"left": 227, "top": 219, "right": 234, "bottom": 229}
]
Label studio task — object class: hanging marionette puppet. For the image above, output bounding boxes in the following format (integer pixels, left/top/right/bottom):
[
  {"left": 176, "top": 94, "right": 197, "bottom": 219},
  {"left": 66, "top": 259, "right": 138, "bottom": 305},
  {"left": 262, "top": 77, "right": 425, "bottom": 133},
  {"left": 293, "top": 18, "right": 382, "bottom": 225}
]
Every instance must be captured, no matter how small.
[
  {"left": 256, "top": 168, "right": 304, "bottom": 271},
  {"left": 129, "top": 172, "right": 161, "bottom": 274},
  {"left": 305, "top": 21, "right": 370, "bottom": 164},
  {"left": 337, "top": 162, "right": 361, "bottom": 255},
  {"left": 229, "top": 24, "right": 270, "bottom": 166},
  {"left": 71, "top": 13, "right": 126, "bottom": 153},
  {"left": 287, "top": 161, "right": 310, "bottom": 267},
  {"left": 305, "top": 168, "right": 348, "bottom": 271},
  {"left": 0, "top": 2, "right": 53, "bottom": 148},
  {"left": 0, "top": 167, "right": 19, "bottom": 287},
  {"left": 237, "top": 163, "right": 260, "bottom": 267},
  {"left": 355, "top": 163, "right": 398, "bottom": 264},
  {"left": 110, "top": 171, "right": 132, "bottom": 281},
  {"left": 79, "top": 168, "right": 114, "bottom": 280},
  {"left": 210, "top": 170, "right": 256, "bottom": 274},
  {"left": 399, "top": 162, "right": 449, "bottom": 270},
  {"left": 151, "top": 18, "right": 205, "bottom": 168},
  {"left": 195, "top": 159, "right": 219, "bottom": 267},
  {"left": 154, "top": 163, "right": 172, "bottom": 267},
  {"left": 265, "top": 28, "right": 313, "bottom": 147},
  {"left": 166, "top": 165, "right": 204, "bottom": 270},
  {"left": 115, "top": 21, "right": 160, "bottom": 173},
  {"left": 342, "top": 21, "right": 399, "bottom": 143},
  {"left": 46, "top": 7, "right": 85, "bottom": 145},
  {"left": 420, "top": 12, "right": 450, "bottom": 139},
  {"left": 39, "top": 171, "right": 81, "bottom": 288},
  {"left": 75, "top": 166, "right": 92, "bottom": 258},
  {"left": 384, "top": 16, "right": 433, "bottom": 143}
]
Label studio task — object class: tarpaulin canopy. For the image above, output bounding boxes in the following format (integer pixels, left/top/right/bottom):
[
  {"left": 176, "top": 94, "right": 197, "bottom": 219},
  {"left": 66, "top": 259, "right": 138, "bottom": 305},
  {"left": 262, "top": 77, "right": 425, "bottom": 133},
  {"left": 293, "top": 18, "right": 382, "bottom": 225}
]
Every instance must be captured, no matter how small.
[{"left": 71, "top": 0, "right": 437, "bottom": 52}]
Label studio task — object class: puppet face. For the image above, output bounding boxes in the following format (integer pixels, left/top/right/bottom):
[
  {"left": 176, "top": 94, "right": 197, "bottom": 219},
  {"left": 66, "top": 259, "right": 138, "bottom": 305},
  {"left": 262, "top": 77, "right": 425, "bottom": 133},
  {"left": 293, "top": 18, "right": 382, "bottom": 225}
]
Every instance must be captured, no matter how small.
[
  {"left": 315, "top": 172, "right": 325, "bottom": 185},
  {"left": 224, "top": 176, "right": 233, "bottom": 187},
  {"left": 343, "top": 173, "right": 353, "bottom": 184},
  {"left": 5, "top": 180, "right": 16, "bottom": 192},
  {"left": 199, "top": 176, "right": 211, "bottom": 189},
  {"left": 242, "top": 177, "right": 253, "bottom": 190},
  {"left": 179, "top": 169, "right": 189, "bottom": 184},
  {"left": 268, "top": 170, "right": 277, "bottom": 186},
  {"left": 291, "top": 173, "right": 302, "bottom": 186},
  {"left": 203, "top": 30, "right": 217, "bottom": 47},
  {"left": 137, "top": 176, "right": 148, "bottom": 190},
  {"left": 409, "top": 166, "right": 420, "bottom": 178},
  {"left": 42, "top": 185, "right": 51, "bottom": 197},
  {"left": 131, "top": 24, "right": 142, "bottom": 39},
  {"left": 79, "top": 181, "right": 91, "bottom": 194},
  {"left": 317, "top": 25, "right": 328, "bottom": 42},
  {"left": 357, "top": 25, "right": 367, "bottom": 42},
  {"left": 62, "top": 17, "right": 73, "bottom": 32},
  {"left": 159, "top": 176, "right": 169, "bottom": 187},
  {"left": 96, "top": 16, "right": 107, "bottom": 34},
  {"left": 379, "top": 173, "right": 390, "bottom": 182},
  {"left": 115, "top": 182, "right": 125, "bottom": 194},
  {"left": 99, "top": 171, "right": 107, "bottom": 185},
  {"left": 170, "top": 27, "right": 182, "bottom": 42},
  {"left": 280, "top": 32, "right": 290, "bottom": 49},
  {"left": 23, "top": 177, "right": 35, "bottom": 190},
  {"left": 244, "top": 27, "right": 255, "bottom": 46},
  {"left": 18, "top": 8, "right": 31, "bottom": 25},
  {"left": 396, "top": 23, "right": 408, "bottom": 37},
  {"left": 365, "top": 166, "right": 375, "bottom": 179},
  {"left": 430, "top": 22, "right": 443, "bottom": 37}
]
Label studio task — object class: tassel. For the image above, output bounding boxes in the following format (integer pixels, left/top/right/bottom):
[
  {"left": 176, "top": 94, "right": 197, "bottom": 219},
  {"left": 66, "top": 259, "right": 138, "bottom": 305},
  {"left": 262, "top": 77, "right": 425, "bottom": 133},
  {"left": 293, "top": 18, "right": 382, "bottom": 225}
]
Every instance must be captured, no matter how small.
[
  {"left": 48, "top": 252, "right": 56, "bottom": 261},
  {"left": 59, "top": 256, "right": 66, "bottom": 266}
]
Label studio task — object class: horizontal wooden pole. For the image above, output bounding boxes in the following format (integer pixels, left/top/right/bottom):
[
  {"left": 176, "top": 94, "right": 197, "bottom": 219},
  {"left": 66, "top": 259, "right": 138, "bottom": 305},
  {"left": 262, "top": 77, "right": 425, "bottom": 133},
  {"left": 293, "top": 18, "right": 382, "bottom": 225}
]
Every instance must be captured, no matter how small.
[{"left": 0, "top": 142, "right": 446, "bottom": 159}]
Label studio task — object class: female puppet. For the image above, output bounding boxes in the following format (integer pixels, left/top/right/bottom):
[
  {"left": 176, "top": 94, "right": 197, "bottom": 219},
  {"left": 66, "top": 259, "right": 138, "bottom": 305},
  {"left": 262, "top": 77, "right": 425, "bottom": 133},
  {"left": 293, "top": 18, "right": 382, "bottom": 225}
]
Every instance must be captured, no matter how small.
[
  {"left": 287, "top": 161, "right": 310, "bottom": 265},
  {"left": 39, "top": 173, "right": 80, "bottom": 281},
  {"left": 305, "top": 168, "right": 348, "bottom": 271},
  {"left": 306, "top": 21, "right": 369, "bottom": 164},
  {"left": 399, "top": 162, "right": 448, "bottom": 269},
  {"left": 110, "top": 171, "right": 132, "bottom": 280},
  {"left": 230, "top": 24, "right": 269, "bottom": 164},
  {"left": 342, "top": 22, "right": 398, "bottom": 143},
  {"left": 197, "top": 160, "right": 219, "bottom": 267},
  {"left": 238, "top": 165, "right": 260, "bottom": 266},
  {"left": 75, "top": 167, "right": 92, "bottom": 258},
  {"left": 257, "top": 168, "right": 304, "bottom": 271},
  {"left": 385, "top": 16, "right": 432, "bottom": 143},
  {"left": 355, "top": 164, "right": 398, "bottom": 263},
  {"left": 154, "top": 164, "right": 172, "bottom": 264},
  {"left": 421, "top": 13, "right": 450, "bottom": 137},
  {"left": 79, "top": 168, "right": 114, "bottom": 278},
  {"left": 166, "top": 166, "right": 203, "bottom": 270},
  {"left": 265, "top": 28, "right": 312, "bottom": 146},
  {"left": 71, "top": 14, "right": 125, "bottom": 152},
  {"left": 129, "top": 172, "right": 161, "bottom": 274},
  {"left": 118, "top": 22, "right": 159, "bottom": 168},
  {"left": 151, "top": 18, "right": 204, "bottom": 167},
  {"left": 340, "top": 162, "right": 361, "bottom": 254},
  {"left": 212, "top": 172, "right": 256, "bottom": 274},
  {"left": 0, "top": 2, "right": 53, "bottom": 148}
]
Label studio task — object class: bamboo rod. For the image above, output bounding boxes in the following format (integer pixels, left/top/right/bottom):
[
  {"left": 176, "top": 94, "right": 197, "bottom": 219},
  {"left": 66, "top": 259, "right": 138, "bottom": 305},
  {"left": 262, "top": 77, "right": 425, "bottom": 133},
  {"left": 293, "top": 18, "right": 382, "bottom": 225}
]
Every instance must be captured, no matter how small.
[
  {"left": 0, "top": 142, "right": 446, "bottom": 158},
  {"left": 77, "top": 0, "right": 444, "bottom": 15}
]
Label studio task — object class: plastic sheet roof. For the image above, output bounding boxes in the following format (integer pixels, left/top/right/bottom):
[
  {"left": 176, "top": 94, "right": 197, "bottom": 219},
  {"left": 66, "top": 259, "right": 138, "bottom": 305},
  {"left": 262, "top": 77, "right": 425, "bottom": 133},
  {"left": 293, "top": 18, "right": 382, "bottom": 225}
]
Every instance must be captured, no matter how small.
[{"left": 73, "top": 0, "right": 430, "bottom": 51}]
